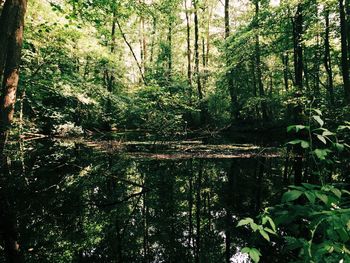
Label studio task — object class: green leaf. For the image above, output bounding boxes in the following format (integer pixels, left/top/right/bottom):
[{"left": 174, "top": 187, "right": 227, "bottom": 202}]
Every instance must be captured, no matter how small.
[
  {"left": 316, "top": 193, "right": 329, "bottom": 205},
  {"left": 249, "top": 248, "right": 261, "bottom": 263},
  {"left": 251, "top": 223, "right": 258, "bottom": 232},
  {"left": 259, "top": 229, "right": 270, "bottom": 241},
  {"left": 342, "top": 190, "right": 350, "bottom": 196},
  {"left": 288, "top": 140, "right": 310, "bottom": 149},
  {"left": 304, "top": 191, "right": 316, "bottom": 204},
  {"left": 264, "top": 227, "right": 276, "bottom": 235},
  {"left": 241, "top": 247, "right": 250, "bottom": 254},
  {"left": 301, "top": 183, "right": 318, "bottom": 190},
  {"left": 316, "top": 134, "right": 327, "bottom": 145},
  {"left": 334, "top": 143, "right": 345, "bottom": 152},
  {"left": 312, "top": 109, "right": 322, "bottom": 116},
  {"left": 301, "top": 140, "right": 309, "bottom": 149},
  {"left": 322, "top": 130, "right": 334, "bottom": 136},
  {"left": 288, "top": 139, "right": 302, "bottom": 145},
  {"left": 282, "top": 190, "right": 303, "bottom": 203},
  {"left": 287, "top": 125, "right": 309, "bottom": 133},
  {"left": 267, "top": 217, "right": 276, "bottom": 232},
  {"left": 330, "top": 188, "right": 342, "bottom": 199},
  {"left": 237, "top": 218, "right": 254, "bottom": 227},
  {"left": 338, "top": 125, "right": 350, "bottom": 131},
  {"left": 313, "top": 115, "right": 324, "bottom": 127},
  {"left": 313, "top": 149, "right": 331, "bottom": 160}
]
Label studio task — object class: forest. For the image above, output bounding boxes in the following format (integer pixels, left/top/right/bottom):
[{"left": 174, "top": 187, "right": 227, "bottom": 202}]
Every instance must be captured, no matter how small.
[{"left": 0, "top": 0, "right": 349, "bottom": 262}]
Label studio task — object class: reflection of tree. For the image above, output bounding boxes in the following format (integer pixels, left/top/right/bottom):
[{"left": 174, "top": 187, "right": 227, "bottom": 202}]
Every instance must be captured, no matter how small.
[
  {"left": 0, "top": 151, "right": 24, "bottom": 263},
  {"left": 0, "top": 142, "right": 286, "bottom": 262}
]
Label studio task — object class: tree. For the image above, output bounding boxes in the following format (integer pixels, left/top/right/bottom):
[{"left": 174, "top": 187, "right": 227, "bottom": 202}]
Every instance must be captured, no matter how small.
[
  {"left": 292, "top": 2, "right": 304, "bottom": 185},
  {"left": 0, "top": 1, "right": 27, "bottom": 262},
  {"left": 339, "top": 0, "right": 350, "bottom": 103},
  {"left": 0, "top": 0, "right": 27, "bottom": 145},
  {"left": 323, "top": 6, "right": 335, "bottom": 105},
  {"left": 253, "top": 0, "right": 268, "bottom": 124}
]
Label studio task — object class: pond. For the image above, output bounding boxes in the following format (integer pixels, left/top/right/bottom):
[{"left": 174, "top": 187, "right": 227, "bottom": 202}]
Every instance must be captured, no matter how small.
[{"left": 0, "top": 134, "right": 290, "bottom": 263}]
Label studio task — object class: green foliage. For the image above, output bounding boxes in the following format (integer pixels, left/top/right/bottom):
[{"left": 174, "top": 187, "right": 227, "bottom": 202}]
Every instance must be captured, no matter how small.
[
  {"left": 124, "top": 85, "right": 194, "bottom": 136},
  {"left": 275, "top": 184, "right": 350, "bottom": 263},
  {"left": 237, "top": 184, "right": 350, "bottom": 263}
]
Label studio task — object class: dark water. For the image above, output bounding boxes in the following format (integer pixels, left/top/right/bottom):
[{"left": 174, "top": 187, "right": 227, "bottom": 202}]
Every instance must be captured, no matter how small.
[{"left": 0, "top": 138, "right": 289, "bottom": 263}]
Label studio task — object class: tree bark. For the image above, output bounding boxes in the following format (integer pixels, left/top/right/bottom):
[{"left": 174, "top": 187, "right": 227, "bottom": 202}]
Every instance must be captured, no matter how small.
[
  {"left": 116, "top": 18, "right": 146, "bottom": 84},
  {"left": 345, "top": 0, "right": 350, "bottom": 62},
  {"left": 254, "top": 0, "right": 268, "bottom": 124},
  {"left": 167, "top": 19, "right": 173, "bottom": 81},
  {"left": 292, "top": 3, "right": 303, "bottom": 185},
  {"left": 339, "top": 0, "right": 350, "bottom": 103},
  {"left": 224, "top": 0, "right": 230, "bottom": 39},
  {"left": 324, "top": 8, "right": 335, "bottom": 105},
  {"left": 185, "top": 0, "right": 192, "bottom": 86},
  {"left": 225, "top": 0, "right": 240, "bottom": 122},
  {"left": 282, "top": 52, "right": 289, "bottom": 92},
  {"left": 193, "top": 0, "right": 202, "bottom": 100},
  {"left": 0, "top": 0, "right": 27, "bottom": 142}
]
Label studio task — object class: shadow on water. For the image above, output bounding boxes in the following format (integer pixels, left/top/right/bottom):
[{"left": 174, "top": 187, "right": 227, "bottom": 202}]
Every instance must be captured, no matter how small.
[{"left": 0, "top": 137, "right": 290, "bottom": 263}]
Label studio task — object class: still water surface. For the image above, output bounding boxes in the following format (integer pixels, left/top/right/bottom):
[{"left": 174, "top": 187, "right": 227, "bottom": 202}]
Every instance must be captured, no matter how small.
[{"left": 0, "top": 134, "right": 288, "bottom": 262}]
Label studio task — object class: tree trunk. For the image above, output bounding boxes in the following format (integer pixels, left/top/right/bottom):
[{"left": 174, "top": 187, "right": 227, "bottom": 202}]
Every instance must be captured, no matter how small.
[
  {"left": 282, "top": 52, "right": 289, "bottom": 91},
  {"left": 0, "top": 0, "right": 27, "bottom": 143},
  {"left": 225, "top": 0, "right": 240, "bottom": 122},
  {"left": 116, "top": 18, "right": 146, "bottom": 84},
  {"left": 254, "top": 0, "right": 268, "bottom": 124},
  {"left": 167, "top": 19, "right": 173, "bottom": 81},
  {"left": 150, "top": 17, "right": 157, "bottom": 65},
  {"left": 324, "top": 8, "right": 335, "bottom": 105},
  {"left": 185, "top": 0, "right": 192, "bottom": 86},
  {"left": 224, "top": 0, "right": 230, "bottom": 39},
  {"left": 193, "top": 0, "right": 202, "bottom": 100},
  {"left": 345, "top": 0, "right": 350, "bottom": 61},
  {"left": 139, "top": 0, "right": 147, "bottom": 76},
  {"left": 292, "top": 3, "right": 303, "bottom": 185},
  {"left": 202, "top": 37, "right": 206, "bottom": 89},
  {"left": 339, "top": 0, "right": 350, "bottom": 103}
]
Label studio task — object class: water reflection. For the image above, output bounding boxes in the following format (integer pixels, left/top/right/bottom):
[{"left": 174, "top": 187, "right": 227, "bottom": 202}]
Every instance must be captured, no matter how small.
[{"left": 0, "top": 139, "right": 287, "bottom": 263}]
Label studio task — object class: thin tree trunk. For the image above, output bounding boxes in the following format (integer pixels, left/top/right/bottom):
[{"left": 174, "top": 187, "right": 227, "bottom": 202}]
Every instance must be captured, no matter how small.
[
  {"left": 339, "top": 0, "right": 350, "bottom": 103},
  {"left": 292, "top": 3, "right": 303, "bottom": 185},
  {"left": 150, "top": 17, "right": 157, "bottom": 65},
  {"left": 203, "top": 2, "right": 213, "bottom": 89},
  {"left": 282, "top": 52, "right": 289, "bottom": 91},
  {"left": 225, "top": 0, "right": 239, "bottom": 122},
  {"left": 202, "top": 38, "right": 206, "bottom": 89},
  {"left": 167, "top": 20, "right": 172, "bottom": 81},
  {"left": 345, "top": 0, "right": 350, "bottom": 61},
  {"left": 314, "top": 35, "right": 321, "bottom": 97},
  {"left": 116, "top": 18, "right": 146, "bottom": 84},
  {"left": 324, "top": 8, "right": 335, "bottom": 105},
  {"left": 185, "top": 0, "right": 192, "bottom": 86},
  {"left": 139, "top": 0, "right": 147, "bottom": 75},
  {"left": 193, "top": 0, "right": 202, "bottom": 100},
  {"left": 225, "top": 0, "right": 230, "bottom": 38},
  {"left": 254, "top": 0, "right": 268, "bottom": 124}
]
